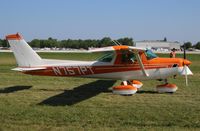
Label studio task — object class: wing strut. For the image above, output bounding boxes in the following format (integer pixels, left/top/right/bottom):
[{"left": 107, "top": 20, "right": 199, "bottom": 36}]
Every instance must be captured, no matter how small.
[{"left": 135, "top": 51, "right": 149, "bottom": 77}]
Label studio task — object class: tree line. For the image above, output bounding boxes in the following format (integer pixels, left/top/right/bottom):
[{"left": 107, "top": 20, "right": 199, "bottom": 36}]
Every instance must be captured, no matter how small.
[
  {"left": 0, "top": 37, "right": 133, "bottom": 49},
  {"left": 1, "top": 37, "right": 200, "bottom": 50},
  {"left": 182, "top": 42, "right": 200, "bottom": 50}
]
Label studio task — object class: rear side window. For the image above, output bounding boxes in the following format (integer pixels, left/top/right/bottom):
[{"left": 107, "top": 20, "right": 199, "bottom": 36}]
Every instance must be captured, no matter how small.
[
  {"left": 121, "top": 50, "right": 136, "bottom": 63},
  {"left": 98, "top": 52, "right": 114, "bottom": 62}
]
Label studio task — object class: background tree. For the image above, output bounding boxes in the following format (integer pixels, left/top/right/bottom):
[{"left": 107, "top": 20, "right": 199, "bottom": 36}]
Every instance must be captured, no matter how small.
[
  {"left": 1, "top": 39, "right": 8, "bottom": 47},
  {"left": 0, "top": 39, "right": 2, "bottom": 47},
  {"left": 47, "top": 37, "right": 57, "bottom": 48},
  {"left": 195, "top": 42, "right": 200, "bottom": 49},
  {"left": 99, "top": 37, "right": 112, "bottom": 47},
  {"left": 182, "top": 42, "right": 192, "bottom": 49},
  {"left": 29, "top": 39, "right": 40, "bottom": 48},
  {"left": 8, "top": 37, "right": 135, "bottom": 49},
  {"left": 164, "top": 37, "right": 167, "bottom": 42},
  {"left": 117, "top": 38, "right": 133, "bottom": 46}
]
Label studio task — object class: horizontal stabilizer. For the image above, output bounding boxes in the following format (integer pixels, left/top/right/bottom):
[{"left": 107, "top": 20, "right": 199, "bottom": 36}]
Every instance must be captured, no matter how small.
[{"left": 12, "top": 67, "right": 46, "bottom": 72}]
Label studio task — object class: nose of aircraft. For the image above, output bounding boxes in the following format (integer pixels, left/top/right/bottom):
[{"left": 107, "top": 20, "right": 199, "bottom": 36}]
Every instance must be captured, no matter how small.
[{"left": 183, "top": 59, "right": 191, "bottom": 66}]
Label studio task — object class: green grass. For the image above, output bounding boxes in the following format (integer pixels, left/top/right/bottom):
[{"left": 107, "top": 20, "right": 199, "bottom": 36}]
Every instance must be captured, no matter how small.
[{"left": 0, "top": 52, "right": 200, "bottom": 130}]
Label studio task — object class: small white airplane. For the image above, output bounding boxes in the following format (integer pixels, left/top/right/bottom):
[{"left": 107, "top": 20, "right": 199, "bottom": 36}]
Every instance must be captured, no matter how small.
[{"left": 6, "top": 33, "right": 193, "bottom": 95}]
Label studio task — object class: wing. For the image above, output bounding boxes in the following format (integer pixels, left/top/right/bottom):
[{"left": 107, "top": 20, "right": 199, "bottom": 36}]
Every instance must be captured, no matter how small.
[
  {"left": 88, "top": 47, "right": 115, "bottom": 53},
  {"left": 88, "top": 45, "right": 146, "bottom": 53}
]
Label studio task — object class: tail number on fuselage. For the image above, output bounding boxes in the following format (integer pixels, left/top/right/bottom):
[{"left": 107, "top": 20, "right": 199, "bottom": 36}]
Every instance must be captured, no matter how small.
[{"left": 52, "top": 66, "right": 94, "bottom": 76}]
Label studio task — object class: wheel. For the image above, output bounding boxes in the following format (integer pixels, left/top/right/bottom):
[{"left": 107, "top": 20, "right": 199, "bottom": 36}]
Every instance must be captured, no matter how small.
[
  {"left": 156, "top": 84, "right": 178, "bottom": 93},
  {"left": 112, "top": 85, "right": 137, "bottom": 95}
]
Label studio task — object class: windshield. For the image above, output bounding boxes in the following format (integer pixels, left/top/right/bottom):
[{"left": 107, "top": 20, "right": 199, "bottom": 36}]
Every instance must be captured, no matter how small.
[
  {"left": 97, "top": 52, "right": 114, "bottom": 62},
  {"left": 145, "top": 50, "right": 158, "bottom": 60}
]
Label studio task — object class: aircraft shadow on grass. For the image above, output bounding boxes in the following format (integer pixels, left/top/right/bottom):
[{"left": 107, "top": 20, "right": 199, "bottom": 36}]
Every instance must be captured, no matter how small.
[
  {"left": 39, "top": 80, "right": 116, "bottom": 106},
  {"left": 0, "top": 86, "right": 32, "bottom": 93},
  {"left": 137, "top": 90, "right": 158, "bottom": 94}
]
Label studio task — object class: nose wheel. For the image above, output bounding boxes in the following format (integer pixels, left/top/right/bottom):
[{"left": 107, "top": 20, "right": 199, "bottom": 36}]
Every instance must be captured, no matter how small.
[{"left": 156, "top": 79, "right": 178, "bottom": 93}]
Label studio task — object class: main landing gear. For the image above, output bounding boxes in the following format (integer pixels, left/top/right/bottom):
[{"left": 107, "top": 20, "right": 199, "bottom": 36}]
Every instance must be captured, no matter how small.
[
  {"left": 112, "top": 80, "right": 143, "bottom": 95},
  {"left": 112, "top": 79, "right": 178, "bottom": 95},
  {"left": 156, "top": 79, "right": 178, "bottom": 93}
]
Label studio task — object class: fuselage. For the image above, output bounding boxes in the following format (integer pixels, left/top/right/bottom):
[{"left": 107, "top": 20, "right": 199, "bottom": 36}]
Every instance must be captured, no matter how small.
[
  {"left": 5, "top": 33, "right": 191, "bottom": 81},
  {"left": 23, "top": 47, "right": 191, "bottom": 81}
]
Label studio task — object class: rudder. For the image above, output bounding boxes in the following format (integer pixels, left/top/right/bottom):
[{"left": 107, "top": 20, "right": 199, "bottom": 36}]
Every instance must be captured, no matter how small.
[{"left": 6, "top": 33, "right": 43, "bottom": 67}]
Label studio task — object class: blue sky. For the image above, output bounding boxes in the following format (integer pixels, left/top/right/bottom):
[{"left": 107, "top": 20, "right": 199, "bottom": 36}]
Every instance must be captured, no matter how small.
[{"left": 0, "top": 0, "right": 200, "bottom": 43}]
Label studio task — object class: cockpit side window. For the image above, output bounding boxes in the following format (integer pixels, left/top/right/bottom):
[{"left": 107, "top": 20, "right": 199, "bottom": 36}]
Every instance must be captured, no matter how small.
[
  {"left": 145, "top": 50, "right": 158, "bottom": 60},
  {"left": 121, "top": 50, "right": 136, "bottom": 63},
  {"left": 98, "top": 52, "right": 114, "bottom": 62}
]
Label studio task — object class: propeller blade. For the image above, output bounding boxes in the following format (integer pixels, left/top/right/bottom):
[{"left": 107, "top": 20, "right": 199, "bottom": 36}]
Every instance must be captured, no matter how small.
[
  {"left": 182, "top": 44, "right": 193, "bottom": 86},
  {"left": 181, "top": 65, "right": 193, "bottom": 86},
  {"left": 185, "top": 65, "right": 188, "bottom": 86},
  {"left": 181, "top": 66, "right": 193, "bottom": 75}
]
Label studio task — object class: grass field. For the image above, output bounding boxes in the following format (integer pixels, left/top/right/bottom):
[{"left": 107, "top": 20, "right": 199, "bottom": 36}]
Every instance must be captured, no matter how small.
[{"left": 0, "top": 52, "right": 200, "bottom": 130}]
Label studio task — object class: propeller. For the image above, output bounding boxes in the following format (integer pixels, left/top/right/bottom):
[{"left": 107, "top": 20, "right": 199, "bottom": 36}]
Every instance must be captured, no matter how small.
[
  {"left": 184, "top": 45, "right": 188, "bottom": 86},
  {"left": 181, "top": 44, "right": 193, "bottom": 86}
]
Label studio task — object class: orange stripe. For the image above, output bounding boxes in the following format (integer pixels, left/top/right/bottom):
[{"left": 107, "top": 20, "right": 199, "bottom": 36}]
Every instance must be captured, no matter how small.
[
  {"left": 113, "top": 45, "right": 129, "bottom": 50},
  {"left": 20, "top": 57, "right": 185, "bottom": 77},
  {"left": 113, "top": 85, "right": 137, "bottom": 90},
  {"left": 23, "top": 64, "right": 172, "bottom": 77},
  {"left": 6, "top": 33, "right": 22, "bottom": 40}
]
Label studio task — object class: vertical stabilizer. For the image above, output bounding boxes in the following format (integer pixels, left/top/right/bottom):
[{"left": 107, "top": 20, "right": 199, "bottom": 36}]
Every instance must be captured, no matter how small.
[{"left": 6, "top": 33, "right": 43, "bottom": 67}]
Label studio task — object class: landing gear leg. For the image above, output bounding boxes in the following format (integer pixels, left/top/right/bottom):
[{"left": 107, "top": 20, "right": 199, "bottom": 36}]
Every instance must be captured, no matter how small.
[{"left": 164, "top": 79, "right": 168, "bottom": 84}]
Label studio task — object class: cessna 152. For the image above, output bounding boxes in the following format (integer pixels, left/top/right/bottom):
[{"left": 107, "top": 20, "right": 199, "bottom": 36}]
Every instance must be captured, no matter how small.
[{"left": 6, "top": 33, "right": 193, "bottom": 95}]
